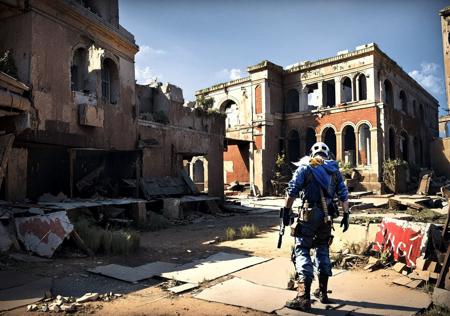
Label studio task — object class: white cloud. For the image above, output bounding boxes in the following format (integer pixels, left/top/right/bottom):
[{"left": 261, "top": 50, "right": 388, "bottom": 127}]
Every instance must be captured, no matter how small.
[
  {"left": 216, "top": 68, "right": 244, "bottom": 81},
  {"left": 134, "top": 45, "right": 166, "bottom": 85},
  {"left": 408, "top": 62, "right": 444, "bottom": 96},
  {"left": 135, "top": 65, "right": 161, "bottom": 85}
]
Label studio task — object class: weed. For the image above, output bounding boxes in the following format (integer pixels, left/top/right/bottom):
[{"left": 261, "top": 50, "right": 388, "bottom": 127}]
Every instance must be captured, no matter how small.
[
  {"left": 421, "top": 304, "right": 450, "bottom": 316},
  {"left": 146, "top": 211, "right": 171, "bottom": 231},
  {"left": 225, "top": 227, "right": 236, "bottom": 240},
  {"left": 239, "top": 224, "right": 259, "bottom": 238}
]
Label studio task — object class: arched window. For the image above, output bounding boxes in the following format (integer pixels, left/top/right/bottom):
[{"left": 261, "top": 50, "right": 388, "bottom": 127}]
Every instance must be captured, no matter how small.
[
  {"left": 400, "top": 90, "right": 407, "bottom": 113},
  {"left": 323, "top": 80, "right": 336, "bottom": 107},
  {"left": 221, "top": 100, "right": 239, "bottom": 129},
  {"left": 285, "top": 89, "right": 299, "bottom": 113},
  {"left": 358, "top": 124, "right": 371, "bottom": 165},
  {"left": 358, "top": 74, "right": 367, "bottom": 101},
  {"left": 342, "top": 125, "right": 356, "bottom": 166},
  {"left": 342, "top": 77, "right": 352, "bottom": 103},
  {"left": 287, "top": 130, "right": 300, "bottom": 162},
  {"left": 71, "top": 48, "right": 88, "bottom": 92},
  {"left": 389, "top": 127, "right": 396, "bottom": 159},
  {"left": 384, "top": 79, "right": 393, "bottom": 106},
  {"left": 102, "top": 58, "right": 119, "bottom": 104},
  {"left": 322, "top": 127, "right": 336, "bottom": 158},
  {"left": 400, "top": 131, "right": 409, "bottom": 162},
  {"left": 305, "top": 128, "right": 316, "bottom": 156}
]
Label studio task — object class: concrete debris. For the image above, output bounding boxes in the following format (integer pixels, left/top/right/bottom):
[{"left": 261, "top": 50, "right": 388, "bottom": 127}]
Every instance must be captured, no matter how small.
[
  {"left": 26, "top": 292, "right": 121, "bottom": 313},
  {"left": 417, "top": 172, "right": 433, "bottom": 195},
  {"left": 393, "top": 262, "right": 407, "bottom": 273},
  {"left": 0, "top": 222, "right": 12, "bottom": 252},
  {"left": 140, "top": 176, "right": 190, "bottom": 198},
  {"left": 38, "top": 192, "right": 68, "bottom": 203},
  {"left": 227, "top": 181, "right": 244, "bottom": 191},
  {"left": 76, "top": 292, "right": 99, "bottom": 303},
  {"left": 15, "top": 211, "right": 74, "bottom": 257},
  {"left": 9, "top": 253, "right": 53, "bottom": 263},
  {"left": 372, "top": 218, "right": 433, "bottom": 267}
]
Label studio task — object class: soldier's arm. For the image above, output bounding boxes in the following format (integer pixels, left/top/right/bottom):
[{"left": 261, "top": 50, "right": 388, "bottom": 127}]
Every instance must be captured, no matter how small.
[
  {"left": 335, "top": 171, "right": 350, "bottom": 213},
  {"left": 284, "top": 166, "right": 307, "bottom": 209}
]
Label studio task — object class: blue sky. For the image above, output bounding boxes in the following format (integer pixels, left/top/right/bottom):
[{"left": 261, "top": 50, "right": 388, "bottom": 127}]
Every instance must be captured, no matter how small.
[{"left": 119, "top": 0, "right": 448, "bottom": 115}]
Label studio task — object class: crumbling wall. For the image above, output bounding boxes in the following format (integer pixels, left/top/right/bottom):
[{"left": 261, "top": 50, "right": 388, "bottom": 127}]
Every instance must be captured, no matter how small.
[
  {"left": 431, "top": 137, "right": 450, "bottom": 178},
  {"left": 17, "top": 3, "right": 138, "bottom": 150},
  {"left": 0, "top": 11, "right": 32, "bottom": 83}
]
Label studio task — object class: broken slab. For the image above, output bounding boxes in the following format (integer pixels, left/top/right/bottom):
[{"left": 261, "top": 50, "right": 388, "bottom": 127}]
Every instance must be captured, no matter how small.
[
  {"left": 88, "top": 261, "right": 177, "bottom": 283},
  {"left": 433, "top": 287, "right": 450, "bottom": 310},
  {"left": 14, "top": 211, "right": 73, "bottom": 257},
  {"left": 160, "top": 252, "right": 269, "bottom": 284},
  {"left": 231, "top": 257, "right": 294, "bottom": 289},
  {"left": 195, "top": 277, "right": 296, "bottom": 313},
  {"left": 372, "top": 218, "right": 433, "bottom": 267},
  {"left": 0, "top": 277, "right": 52, "bottom": 311},
  {"left": 168, "top": 283, "right": 198, "bottom": 294}
]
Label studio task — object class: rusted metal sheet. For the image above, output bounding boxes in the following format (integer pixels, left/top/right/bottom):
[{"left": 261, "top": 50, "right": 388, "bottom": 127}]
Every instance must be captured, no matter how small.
[
  {"left": 373, "top": 218, "right": 432, "bottom": 267},
  {"left": 15, "top": 211, "right": 73, "bottom": 257}
]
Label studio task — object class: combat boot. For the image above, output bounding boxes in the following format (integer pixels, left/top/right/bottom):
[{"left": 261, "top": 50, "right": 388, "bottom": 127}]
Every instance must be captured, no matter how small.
[
  {"left": 313, "top": 275, "right": 333, "bottom": 304},
  {"left": 285, "top": 279, "right": 311, "bottom": 311}
]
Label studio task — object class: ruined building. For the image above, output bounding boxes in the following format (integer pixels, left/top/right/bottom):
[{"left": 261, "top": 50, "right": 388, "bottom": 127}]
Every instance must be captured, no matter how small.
[
  {"left": 435, "top": 6, "right": 450, "bottom": 177},
  {"left": 0, "top": 0, "right": 224, "bottom": 201},
  {"left": 197, "top": 43, "right": 439, "bottom": 194}
]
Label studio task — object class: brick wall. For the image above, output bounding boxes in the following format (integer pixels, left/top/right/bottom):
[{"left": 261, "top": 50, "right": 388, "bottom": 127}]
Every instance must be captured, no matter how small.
[{"left": 224, "top": 143, "right": 250, "bottom": 184}]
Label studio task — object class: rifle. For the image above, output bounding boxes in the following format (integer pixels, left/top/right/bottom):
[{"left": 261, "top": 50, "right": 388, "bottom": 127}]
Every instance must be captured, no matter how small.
[{"left": 277, "top": 207, "right": 292, "bottom": 248}]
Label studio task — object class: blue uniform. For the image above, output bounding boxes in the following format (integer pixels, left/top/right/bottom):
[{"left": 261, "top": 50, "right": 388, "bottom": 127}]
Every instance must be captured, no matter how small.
[{"left": 287, "top": 156, "right": 348, "bottom": 282}]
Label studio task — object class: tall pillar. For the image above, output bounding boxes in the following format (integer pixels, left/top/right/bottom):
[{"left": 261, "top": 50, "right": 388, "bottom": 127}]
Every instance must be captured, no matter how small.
[
  {"left": 335, "top": 78, "right": 341, "bottom": 106},
  {"left": 355, "top": 131, "right": 360, "bottom": 166},
  {"left": 335, "top": 132, "right": 343, "bottom": 161}
]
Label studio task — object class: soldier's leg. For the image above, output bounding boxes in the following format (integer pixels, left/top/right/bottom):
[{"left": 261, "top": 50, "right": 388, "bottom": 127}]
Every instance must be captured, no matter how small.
[{"left": 313, "top": 222, "right": 333, "bottom": 304}]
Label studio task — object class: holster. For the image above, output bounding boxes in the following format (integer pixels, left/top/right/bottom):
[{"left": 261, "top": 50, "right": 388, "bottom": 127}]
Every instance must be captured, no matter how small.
[{"left": 290, "top": 218, "right": 302, "bottom": 237}]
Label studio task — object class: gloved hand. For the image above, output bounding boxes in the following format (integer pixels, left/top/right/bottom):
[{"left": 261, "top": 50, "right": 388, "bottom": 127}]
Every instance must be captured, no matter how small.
[{"left": 340, "top": 212, "right": 349, "bottom": 232}]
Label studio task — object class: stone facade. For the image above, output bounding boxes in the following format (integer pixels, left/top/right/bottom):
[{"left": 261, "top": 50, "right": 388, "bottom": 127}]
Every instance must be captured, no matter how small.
[
  {"left": 433, "top": 6, "right": 450, "bottom": 177},
  {"left": 197, "top": 43, "right": 439, "bottom": 194},
  {"left": 0, "top": 0, "right": 224, "bottom": 200}
]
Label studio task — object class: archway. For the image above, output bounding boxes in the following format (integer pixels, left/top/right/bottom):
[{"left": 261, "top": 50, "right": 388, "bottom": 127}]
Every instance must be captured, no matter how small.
[
  {"left": 384, "top": 79, "right": 393, "bottom": 106},
  {"left": 358, "top": 124, "right": 371, "bottom": 165},
  {"left": 400, "top": 90, "right": 407, "bottom": 113},
  {"left": 285, "top": 89, "right": 299, "bottom": 113},
  {"left": 389, "top": 127, "right": 396, "bottom": 159},
  {"left": 305, "top": 128, "right": 316, "bottom": 156},
  {"left": 342, "top": 77, "right": 352, "bottom": 103},
  {"left": 221, "top": 100, "right": 239, "bottom": 129},
  {"left": 358, "top": 74, "right": 367, "bottom": 101},
  {"left": 342, "top": 125, "right": 356, "bottom": 166},
  {"left": 322, "top": 127, "right": 336, "bottom": 158},
  {"left": 400, "top": 131, "right": 409, "bottom": 162},
  {"left": 287, "top": 130, "right": 300, "bottom": 162}
]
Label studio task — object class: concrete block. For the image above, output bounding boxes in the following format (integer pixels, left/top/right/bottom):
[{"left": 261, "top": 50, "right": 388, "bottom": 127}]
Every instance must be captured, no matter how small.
[
  {"left": 432, "top": 287, "right": 450, "bottom": 309},
  {"left": 131, "top": 202, "right": 147, "bottom": 226},
  {"left": 163, "top": 198, "right": 183, "bottom": 219}
]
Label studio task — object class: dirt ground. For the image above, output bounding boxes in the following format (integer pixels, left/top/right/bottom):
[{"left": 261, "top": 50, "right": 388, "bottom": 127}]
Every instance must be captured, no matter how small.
[{"left": 0, "top": 206, "right": 435, "bottom": 316}]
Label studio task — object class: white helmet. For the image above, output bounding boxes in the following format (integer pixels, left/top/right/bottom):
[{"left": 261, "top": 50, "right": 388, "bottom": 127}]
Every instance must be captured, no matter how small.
[{"left": 310, "top": 142, "right": 330, "bottom": 158}]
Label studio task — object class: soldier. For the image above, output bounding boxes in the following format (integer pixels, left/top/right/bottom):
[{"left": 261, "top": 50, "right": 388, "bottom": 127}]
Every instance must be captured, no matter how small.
[{"left": 284, "top": 142, "right": 350, "bottom": 311}]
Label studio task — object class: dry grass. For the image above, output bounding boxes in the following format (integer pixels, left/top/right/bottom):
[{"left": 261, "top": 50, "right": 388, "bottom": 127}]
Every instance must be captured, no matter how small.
[
  {"left": 146, "top": 211, "right": 171, "bottom": 231},
  {"left": 239, "top": 224, "right": 259, "bottom": 238},
  {"left": 74, "top": 218, "right": 140, "bottom": 255},
  {"left": 225, "top": 227, "right": 236, "bottom": 240}
]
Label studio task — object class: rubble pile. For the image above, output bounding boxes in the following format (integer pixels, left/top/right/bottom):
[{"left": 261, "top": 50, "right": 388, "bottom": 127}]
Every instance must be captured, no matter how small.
[{"left": 26, "top": 293, "right": 123, "bottom": 313}]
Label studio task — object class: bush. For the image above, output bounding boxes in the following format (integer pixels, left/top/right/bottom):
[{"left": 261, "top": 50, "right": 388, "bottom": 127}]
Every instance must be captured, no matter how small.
[
  {"left": 239, "top": 224, "right": 259, "bottom": 239},
  {"left": 225, "top": 227, "right": 236, "bottom": 240}
]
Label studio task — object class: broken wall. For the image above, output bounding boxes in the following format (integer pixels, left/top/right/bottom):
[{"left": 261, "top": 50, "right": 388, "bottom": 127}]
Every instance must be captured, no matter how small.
[{"left": 431, "top": 137, "right": 450, "bottom": 178}]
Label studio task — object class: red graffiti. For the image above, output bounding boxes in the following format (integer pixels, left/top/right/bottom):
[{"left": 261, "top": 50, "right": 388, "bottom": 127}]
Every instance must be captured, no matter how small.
[
  {"left": 373, "top": 219, "right": 429, "bottom": 267},
  {"left": 17, "top": 216, "right": 67, "bottom": 243}
]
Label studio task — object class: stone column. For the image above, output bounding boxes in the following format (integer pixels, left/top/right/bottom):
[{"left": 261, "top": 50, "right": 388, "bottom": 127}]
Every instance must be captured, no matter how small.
[
  {"left": 335, "top": 132, "right": 343, "bottom": 161},
  {"left": 317, "top": 81, "right": 324, "bottom": 108},
  {"left": 370, "top": 128, "right": 379, "bottom": 175},
  {"left": 355, "top": 131, "right": 360, "bottom": 166},
  {"left": 335, "top": 78, "right": 341, "bottom": 105},
  {"left": 203, "top": 158, "right": 209, "bottom": 192}
]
